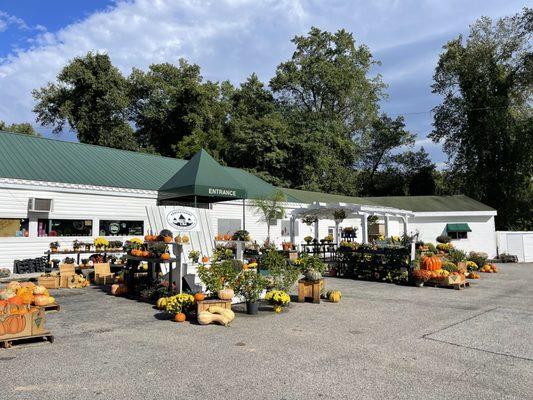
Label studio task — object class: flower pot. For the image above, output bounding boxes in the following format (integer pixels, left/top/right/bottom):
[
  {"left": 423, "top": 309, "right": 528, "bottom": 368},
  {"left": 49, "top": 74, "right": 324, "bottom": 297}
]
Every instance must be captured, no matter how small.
[{"left": 246, "top": 301, "right": 259, "bottom": 315}]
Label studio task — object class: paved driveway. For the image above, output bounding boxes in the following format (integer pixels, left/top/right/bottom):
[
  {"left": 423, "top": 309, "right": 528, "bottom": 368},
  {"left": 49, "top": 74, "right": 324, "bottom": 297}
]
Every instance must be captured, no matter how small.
[{"left": 1, "top": 263, "right": 532, "bottom": 400}]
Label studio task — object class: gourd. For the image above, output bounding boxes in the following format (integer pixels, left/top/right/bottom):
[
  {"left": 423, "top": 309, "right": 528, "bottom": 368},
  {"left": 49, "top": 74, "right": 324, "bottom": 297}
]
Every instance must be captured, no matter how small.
[
  {"left": 193, "top": 292, "right": 205, "bottom": 302},
  {"left": 111, "top": 284, "right": 128, "bottom": 296},
  {"left": 305, "top": 270, "right": 322, "bottom": 281},
  {"left": 217, "top": 288, "right": 234, "bottom": 300},
  {"left": 174, "top": 312, "right": 186, "bottom": 322},
  {"left": 163, "top": 236, "right": 173, "bottom": 243},
  {"left": 161, "top": 253, "right": 171, "bottom": 261},
  {"left": 7, "top": 295, "right": 24, "bottom": 305},
  {"left": 33, "top": 285, "right": 48, "bottom": 295},
  {"left": 33, "top": 295, "right": 51, "bottom": 306},
  {"left": 327, "top": 290, "right": 342, "bottom": 303},
  {"left": 156, "top": 297, "right": 168, "bottom": 310},
  {"left": 16, "top": 288, "right": 34, "bottom": 305},
  {"left": 208, "top": 306, "right": 235, "bottom": 322},
  {"left": 197, "top": 311, "right": 230, "bottom": 326},
  {"left": 182, "top": 235, "right": 190, "bottom": 244},
  {"left": 421, "top": 255, "right": 442, "bottom": 271},
  {"left": 0, "top": 289, "right": 16, "bottom": 300}
]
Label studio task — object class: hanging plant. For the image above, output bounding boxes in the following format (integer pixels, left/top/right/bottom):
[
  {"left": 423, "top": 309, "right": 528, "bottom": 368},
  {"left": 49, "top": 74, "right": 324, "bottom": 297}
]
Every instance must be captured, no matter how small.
[
  {"left": 301, "top": 215, "right": 318, "bottom": 226},
  {"left": 333, "top": 209, "right": 346, "bottom": 222}
]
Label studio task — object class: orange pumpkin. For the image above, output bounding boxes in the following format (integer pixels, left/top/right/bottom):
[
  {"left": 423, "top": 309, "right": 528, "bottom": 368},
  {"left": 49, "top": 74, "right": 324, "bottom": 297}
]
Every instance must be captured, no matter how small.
[
  {"left": 7, "top": 295, "right": 24, "bottom": 306},
  {"left": 174, "top": 312, "right": 186, "bottom": 322},
  {"left": 161, "top": 253, "right": 170, "bottom": 261},
  {"left": 163, "top": 236, "right": 173, "bottom": 243},
  {"left": 194, "top": 292, "right": 205, "bottom": 302},
  {"left": 16, "top": 288, "right": 34, "bottom": 305},
  {"left": 201, "top": 256, "right": 209, "bottom": 263},
  {"left": 223, "top": 234, "right": 232, "bottom": 241},
  {"left": 141, "top": 250, "right": 150, "bottom": 258},
  {"left": 421, "top": 255, "right": 442, "bottom": 271},
  {"left": 3, "top": 314, "right": 26, "bottom": 334}
]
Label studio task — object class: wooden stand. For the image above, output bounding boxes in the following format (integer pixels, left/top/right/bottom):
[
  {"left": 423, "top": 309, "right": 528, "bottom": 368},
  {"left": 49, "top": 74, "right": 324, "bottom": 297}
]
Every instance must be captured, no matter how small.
[
  {"left": 298, "top": 279, "right": 323, "bottom": 304},
  {"left": 1, "top": 332, "right": 53, "bottom": 348},
  {"left": 196, "top": 299, "right": 232, "bottom": 314},
  {"left": 43, "top": 303, "right": 60, "bottom": 313}
]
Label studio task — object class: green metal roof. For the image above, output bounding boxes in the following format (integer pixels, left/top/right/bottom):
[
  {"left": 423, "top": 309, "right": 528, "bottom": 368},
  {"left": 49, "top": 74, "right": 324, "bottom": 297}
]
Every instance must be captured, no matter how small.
[
  {"left": 0, "top": 131, "right": 298, "bottom": 201},
  {"left": 446, "top": 223, "right": 472, "bottom": 232},
  {"left": 280, "top": 188, "right": 495, "bottom": 213},
  {"left": 159, "top": 149, "right": 246, "bottom": 200}
]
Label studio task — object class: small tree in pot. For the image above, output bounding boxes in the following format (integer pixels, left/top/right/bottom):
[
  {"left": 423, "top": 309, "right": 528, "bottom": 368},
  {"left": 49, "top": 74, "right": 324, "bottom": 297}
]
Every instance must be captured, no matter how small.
[{"left": 234, "top": 270, "right": 268, "bottom": 314}]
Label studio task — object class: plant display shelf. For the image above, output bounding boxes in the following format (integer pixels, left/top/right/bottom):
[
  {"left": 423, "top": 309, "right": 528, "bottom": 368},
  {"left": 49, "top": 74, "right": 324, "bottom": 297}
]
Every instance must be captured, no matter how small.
[
  {"left": 45, "top": 249, "right": 125, "bottom": 265},
  {"left": 1, "top": 331, "right": 53, "bottom": 349},
  {"left": 301, "top": 243, "right": 337, "bottom": 262},
  {"left": 123, "top": 255, "right": 179, "bottom": 294}
]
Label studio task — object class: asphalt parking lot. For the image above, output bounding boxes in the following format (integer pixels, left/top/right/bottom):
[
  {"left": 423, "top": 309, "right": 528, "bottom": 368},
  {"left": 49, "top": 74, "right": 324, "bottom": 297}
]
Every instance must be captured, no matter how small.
[{"left": 1, "top": 263, "right": 532, "bottom": 400}]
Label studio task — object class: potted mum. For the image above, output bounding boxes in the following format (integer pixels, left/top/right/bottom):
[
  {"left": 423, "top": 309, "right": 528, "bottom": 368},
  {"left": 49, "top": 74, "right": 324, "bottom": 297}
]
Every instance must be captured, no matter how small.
[
  {"left": 265, "top": 290, "right": 290, "bottom": 313},
  {"left": 234, "top": 270, "right": 268, "bottom": 314},
  {"left": 94, "top": 237, "right": 109, "bottom": 251},
  {"left": 188, "top": 250, "right": 200, "bottom": 264},
  {"left": 412, "top": 269, "right": 432, "bottom": 287}
]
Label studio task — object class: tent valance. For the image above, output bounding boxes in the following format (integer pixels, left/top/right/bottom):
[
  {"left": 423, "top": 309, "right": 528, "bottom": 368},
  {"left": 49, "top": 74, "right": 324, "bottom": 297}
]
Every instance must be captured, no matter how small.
[{"left": 446, "top": 223, "right": 472, "bottom": 233}]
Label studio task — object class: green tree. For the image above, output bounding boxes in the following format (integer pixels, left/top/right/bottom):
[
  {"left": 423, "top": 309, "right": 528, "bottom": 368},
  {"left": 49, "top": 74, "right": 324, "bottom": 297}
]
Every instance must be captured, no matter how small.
[
  {"left": 33, "top": 52, "right": 136, "bottom": 150},
  {"left": 0, "top": 121, "right": 40, "bottom": 136},
  {"left": 250, "top": 190, "right": 286, "bottom": 241},
  {"left": 431, "top": 9, "right": 532, "bottom": 229},
  {"left": 128, "top": 59, "right": 231, "bottom": 159}
]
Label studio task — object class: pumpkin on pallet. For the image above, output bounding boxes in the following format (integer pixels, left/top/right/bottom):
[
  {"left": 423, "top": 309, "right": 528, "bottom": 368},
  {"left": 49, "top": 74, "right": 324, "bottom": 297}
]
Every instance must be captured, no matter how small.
[{"left": 421, "top": 254, "right": 442, "bottom": 271}]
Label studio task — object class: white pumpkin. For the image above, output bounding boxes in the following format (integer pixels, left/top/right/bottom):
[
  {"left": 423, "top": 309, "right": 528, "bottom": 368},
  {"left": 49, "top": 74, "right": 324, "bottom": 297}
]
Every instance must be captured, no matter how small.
[
  {"left": 0, "top": 288, "right": 16, "bottom": 300},
  {"left": 33, "top": 285, "right": 48, "bottom": 295}
]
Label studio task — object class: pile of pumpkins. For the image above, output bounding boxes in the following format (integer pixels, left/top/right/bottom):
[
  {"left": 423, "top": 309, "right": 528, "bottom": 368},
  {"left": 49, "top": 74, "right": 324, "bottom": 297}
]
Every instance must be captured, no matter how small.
[
  {"left": 0, "top": 281, "right": 55, "bottom": 307},
  {"left": 480, "top": 264, "right": 498, "bottom": 273},
  {"left": 144, "top": 232, "right": 190, "bottom": 244}
]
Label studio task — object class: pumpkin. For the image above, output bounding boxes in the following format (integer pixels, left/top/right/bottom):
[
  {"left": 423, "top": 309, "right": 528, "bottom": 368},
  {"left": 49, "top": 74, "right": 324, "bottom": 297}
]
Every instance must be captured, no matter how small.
[
  {"left": 174, "top": 235, "right": 182, "bottom": 244},
  {"left": 7, "top": 281, "right": 21, "bottom": 291},
  {"left": 182, "top": 235, "right": 190, "bottom": 244},
  {"left": 20, "top": 282, "right": 36, "bottom": 289},
  {"left": 33, "top": 285, "right": 48, "bottom": 295},
  {"left": 7, "top": 295, "right": 24, "bottom": 306},
  {"left": 327, "top": 290, "right": 342, "bottom": 303},
  {"left": 161, "top": 253, "right": 171, "bottom": 261},
  {"left": 163, "top": 236, "right": 173, "bottom": 243},
  {"left": 215, "top": 234, "right": 223, "bottom": 241},
  {"left": 174, "top": 312, "right": 186, "bottom": 322},
  {"left": 33, "top": 294, "right": 51, "bottom": 306},
  {"left": 421, "top": 255, "right": 442, "bottom": 271},
  {"left": 141, "top": 250, "right": 150, "bottom": 258},
  {"left": 197, "top": 311, "right": 230, "bottom": 326},
  {"left": 194, "top": 292, "right": 205, "bottom": 302},
  {"left": 156, "top": 297, "right": 168, "bottom": 310},
  {"left": 0, "top": 289, "right": 16, "bottom": 300},
  {"left": 223, "top": 234, "right": 232, "bottom": 241},
  {"left": 217, "top": 288, "right": 234, "bottom": 300},
  {"left": 16, "top": 288, "right": 34, "bottom": 305},
  {"left": 1, "top": 303, "right": 26, "bottom": 314},
  {"left": 111, "top": 284, "right": 128, "bottom": 296},
  {"left": 3, "top": 314, "right": 26, "bottom": 334},
  {"left": 201, "top": 256, "right": 209, "bottom": 263}
]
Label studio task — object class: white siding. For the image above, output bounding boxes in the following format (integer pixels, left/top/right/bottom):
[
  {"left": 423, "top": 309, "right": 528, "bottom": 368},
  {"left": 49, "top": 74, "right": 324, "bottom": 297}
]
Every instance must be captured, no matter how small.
[
  {"left": 496, "top": 231, "right": 533, "bottom": 262},
  {"left": 411, "top": 215, "right": 497, "bottom": 257}
]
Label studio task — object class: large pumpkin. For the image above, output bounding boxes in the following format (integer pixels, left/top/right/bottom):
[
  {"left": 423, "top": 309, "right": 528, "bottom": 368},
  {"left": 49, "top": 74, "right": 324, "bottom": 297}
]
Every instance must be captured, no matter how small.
[
  {"left": 217, "top": 288, "right": 234, "bottom": 300},
  {"left": 327, "top": 290, "right": 342, "bottom": 303},
  {"left": 421, "top": 255, "right": 442, "bottom": 271}
]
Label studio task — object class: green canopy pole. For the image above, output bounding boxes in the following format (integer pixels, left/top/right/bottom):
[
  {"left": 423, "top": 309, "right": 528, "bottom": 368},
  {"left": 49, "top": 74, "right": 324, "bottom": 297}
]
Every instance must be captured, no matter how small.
[{"left": 194, "top": 195, "right": 197, "bottom": 208}]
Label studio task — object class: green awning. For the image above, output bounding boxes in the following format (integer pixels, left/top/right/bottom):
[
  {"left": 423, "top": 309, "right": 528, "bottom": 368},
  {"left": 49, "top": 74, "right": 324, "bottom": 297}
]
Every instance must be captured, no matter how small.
[
  {"left": 159, "top": 149, "right": 246, "bottom": 202},
  {"left": 446, "top": 223, "right": 472, "bottom": 233}
]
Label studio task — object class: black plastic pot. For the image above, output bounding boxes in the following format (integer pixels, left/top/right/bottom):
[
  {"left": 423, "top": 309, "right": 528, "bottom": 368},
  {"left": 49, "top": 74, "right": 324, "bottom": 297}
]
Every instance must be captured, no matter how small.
[{"left": 246, "top": 301, "right": 259, "bottom": 315}]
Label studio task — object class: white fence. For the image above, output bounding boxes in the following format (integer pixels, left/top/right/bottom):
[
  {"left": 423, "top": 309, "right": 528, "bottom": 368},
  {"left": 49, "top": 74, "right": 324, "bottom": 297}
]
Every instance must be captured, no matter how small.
[{"left": 496, "top": 231, "right": 533, "bottom": 262}]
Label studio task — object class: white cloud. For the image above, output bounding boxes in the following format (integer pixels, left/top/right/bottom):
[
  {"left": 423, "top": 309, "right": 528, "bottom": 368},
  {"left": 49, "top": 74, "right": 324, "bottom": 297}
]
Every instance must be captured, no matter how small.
[
  {"left": 0, "top": 11, "right": 28, "bottom": 32},
  {"left": 0, "top": 0, "right": 526, "bottom": 164}
]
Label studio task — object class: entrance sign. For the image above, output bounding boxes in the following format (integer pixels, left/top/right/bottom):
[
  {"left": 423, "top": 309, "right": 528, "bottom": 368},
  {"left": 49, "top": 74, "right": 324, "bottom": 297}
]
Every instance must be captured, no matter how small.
[
  {"left": 208, "top": 187, "right": 237, "bottom": 197},
  {"left": 166, "top": 208, "right": 199, "bottom": 231}
]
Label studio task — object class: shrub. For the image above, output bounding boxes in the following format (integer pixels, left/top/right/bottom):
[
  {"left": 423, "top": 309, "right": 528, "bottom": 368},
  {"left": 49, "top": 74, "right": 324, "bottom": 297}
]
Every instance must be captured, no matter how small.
[
  {"left": 447, "top": 248, "right": 466, "bottom": 264},
  {"left": 233, "top": 270, "right": 268, "bottom": 302},
  {"left": 436, "top": 235, "right": 452, "bottom": 244},
  {"left": 467, "top": 252, "right": 488, "bottom": 269},
  {"left": 197, "top": 259, "right": 240, "bottom": 296},
  {"left": 261, "top": 250, "right": 300, "bottom": 292},
  {"left": 426, "top": 243, "right": 437, "bottom": 253},
  {"left": 299, "top": 254, "right": 327, "bottom": 275},
  {"left": 442, "top": 261, "right": 459, "bottom": 273}
]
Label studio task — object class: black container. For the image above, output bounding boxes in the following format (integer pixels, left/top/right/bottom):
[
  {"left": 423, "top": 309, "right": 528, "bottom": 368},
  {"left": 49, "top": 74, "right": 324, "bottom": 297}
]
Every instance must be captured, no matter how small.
[{"left": 246, "top": 301, "right": 259, "bottom": 315}]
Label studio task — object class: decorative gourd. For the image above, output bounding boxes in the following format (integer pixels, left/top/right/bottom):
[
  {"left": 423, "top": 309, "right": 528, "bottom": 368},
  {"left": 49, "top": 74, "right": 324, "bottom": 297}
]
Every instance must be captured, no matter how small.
[
  {"left": 182, "top": 235, "right": 190, "bottom": 244},
  {"left": 20, "top": 282, "right": 36, "bottom": 289},
  {"left": 3, "top": 314, "right": 26, "bottom": 334},
  {"left": 0, "top": 289, "right": 16, "bottom": 300},
  {"left": 304, "top": 270, "right": 322, "bottom": 281},
  {"left": 193, "top": 292, "right": 205, "bottom": 302},
  {"left": 161, "top": 253, "right": 171, "bottom": 261},
  {"left": 32, "top": 285, "right": 48, "bottom": 295},
  {"left": 421, "top": 255, "right": 442, "bottom": 271},
  {"left": 208, "top": 306, "right": 235, "bottom": 322},
  {"left": 156, "top": 297, "right": 168, "bottom": 310},
  {"left": 7, "top": 281, "right": 21, "bottom": 291},
  {"left": 33, "top": 294, "right": 51, "bottom": 306},
  {"left": 217, "top": 288, "right": 234, "bottom": 300},
  {"left": 197, "top": 311, "right": 230, "bottom": 326},
  {"left": 327, "top": 290, "right": 342, "bottom": 303},
  {"left": 174, "top": 312, "right": 186, "bottom": 322}
]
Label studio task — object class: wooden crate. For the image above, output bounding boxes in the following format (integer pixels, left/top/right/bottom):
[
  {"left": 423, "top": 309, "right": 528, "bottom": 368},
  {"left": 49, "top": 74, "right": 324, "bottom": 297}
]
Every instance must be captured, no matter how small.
[
  {"left": 38, "top": 276, "right": 60, "bottom": 289},
  {"left": 196, "top": 299, "right": 232, "bottom": 314},
  {"left": 298, "top": 279, "right": 323, "bottom": 304},
  {"left": 0, "top": 308, "right": 46, "bottom": 340}
]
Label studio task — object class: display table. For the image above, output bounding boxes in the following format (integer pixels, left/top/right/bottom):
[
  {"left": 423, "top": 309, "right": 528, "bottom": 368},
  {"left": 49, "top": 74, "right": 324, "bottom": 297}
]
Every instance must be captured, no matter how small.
[
  {"left": 123, "top": 255, "right": 179, "bottom": 294},
  {"left": 297, "top": 278, "right": 323, "bottom": 304},
  {"left": 45, "top": 249, "right": 124, "bottom": 266}
]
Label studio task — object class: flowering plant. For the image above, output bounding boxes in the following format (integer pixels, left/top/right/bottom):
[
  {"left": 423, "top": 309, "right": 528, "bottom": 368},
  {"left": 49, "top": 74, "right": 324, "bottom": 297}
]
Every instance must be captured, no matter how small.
[
  {"left": 94, "top": 237, "right": 109, "bottom": 248},
  {"left": 130, "top": 237, "right": 143, "bottom": 245},
  {"left": 188, "top": 250, "right": 200, "bottom": 263},
  {"left": 412, "top": 269, "right": 432, "bottom": 282},
  {"left": 265, "top": 290, "right": 290, "bottom": 306},
  {"left": 165, "top": 293, "right": 195, "bottom": 314},
  {"left": 465, "top": 260, "right": 478, "bottom": 271}
]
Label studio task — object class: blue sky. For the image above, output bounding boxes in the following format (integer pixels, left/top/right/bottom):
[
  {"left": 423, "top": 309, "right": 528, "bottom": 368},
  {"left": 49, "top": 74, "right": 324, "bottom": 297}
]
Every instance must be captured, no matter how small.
[{"left": 0, "top": 0, "right": 527, "bottom": 165}]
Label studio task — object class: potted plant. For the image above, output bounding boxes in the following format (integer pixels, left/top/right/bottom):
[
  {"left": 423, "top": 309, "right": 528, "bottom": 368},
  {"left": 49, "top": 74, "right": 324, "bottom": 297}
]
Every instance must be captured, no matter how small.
[
  {"left": 324, "top": 234, "right": 334, "bottom": 244},
  {"left": 281, "top": 241, "right": 293, "bottom": 251},
  {"left": 265, "top": 290, "right": 290, "bottom": 313},
  {"left": 73, "top": 240, "right": 81, "bottom": 251},
  {"left": 197, "top": 259, "right": 240, "bottom": 298},
  {"left": 301, "top": 215, "right": 318, "bottom": 226},
  {"left": 49, "top": 241, "right": 60, "bottom": 253},
  {"left": 188, "top": 250, "right": 200, "bottom": 264},
  {"left": 148, "top": 242, "right": 167, "bottom": 259},
  {"left": 300, "top": 255, "right": 327, "bottom": 281},
  {"left": 164, "top": 293, "right": 195, "bottom": 322},
  {"left": 304, "top": 236, "right": 313, "bottom": 245},
  {"left": 412, "top": 269, "right": 432, "bottom": 287},
  {"left": 333, "top": 209, "right": 346, "bottom": 223},
  {"left": 232, "top": 229, "right": 250, "bottom": 242},
  {"left": 63, "top": 257, "right": 75, "bottom": 264},
  {"left": 234, "top": 270, "right": 268, "bottom": 314},
  {"left": 94, "top": 237, "right": 109, "bottom": 252},
  {"left": 342, "top": 227, "right": 357, "bottom": 238}
]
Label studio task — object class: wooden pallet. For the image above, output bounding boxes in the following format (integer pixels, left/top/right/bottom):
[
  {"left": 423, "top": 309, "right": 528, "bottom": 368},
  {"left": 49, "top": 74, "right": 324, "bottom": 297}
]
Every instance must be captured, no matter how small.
[
  {"left": 1, "top": 331, "right": 54, "bottom": 349},
  {"left": 424, "top": 280, "right": 470, "bottom": 290},
  {"left": 42, "top": 303, "right": 60, "bottom": 313}
]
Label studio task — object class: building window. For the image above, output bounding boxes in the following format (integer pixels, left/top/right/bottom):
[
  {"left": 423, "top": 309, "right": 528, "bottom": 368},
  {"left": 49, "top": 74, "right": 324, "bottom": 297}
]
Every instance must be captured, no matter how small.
[
  {"left": 217, "top": 218, "right": 241, "bottom": 236},
  {"left": 99, "top": 220, "right": 144, "bottom": 236},
  {"left": 449, "top": 231, "right": 468, "bottom": 240},
  {"left": 281, "top": 220, "right": 299, "bottom": 237},
  {"left": 0, "top": 218, "right": 29, "bottom": 237},
  {"left": 38, "top": 219, "right": 93, "bottom": 237}
]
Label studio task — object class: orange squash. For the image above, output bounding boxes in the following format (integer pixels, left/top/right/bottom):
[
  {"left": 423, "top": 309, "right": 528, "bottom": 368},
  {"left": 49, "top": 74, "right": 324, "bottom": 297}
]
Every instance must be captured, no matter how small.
[
  {"left": 161, "top": 253, "right": 170, "bottom": 261},
  {"left": 174, "top": 312, "right": 186, "bottom": 322},
  {"left": 421, "top": 255, "right": 442, "bottom": 271},
  {"left": 7, "top": 295, "right": 24, "bottom": 306},
  {"left": 163, "top": 236, "right": 173, "bottom": 243},
  {"left": 201, "top": 256, "right": 209, "bottom": 263}
]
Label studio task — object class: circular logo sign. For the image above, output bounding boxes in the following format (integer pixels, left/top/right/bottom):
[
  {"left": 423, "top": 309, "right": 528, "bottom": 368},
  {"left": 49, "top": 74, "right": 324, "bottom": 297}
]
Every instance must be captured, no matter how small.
[
  {"left": 166, "top": 209, "right": 198, "bottom": 231},
  {"left": 108, "top": 223, "right": 120, "bottom": 234}
]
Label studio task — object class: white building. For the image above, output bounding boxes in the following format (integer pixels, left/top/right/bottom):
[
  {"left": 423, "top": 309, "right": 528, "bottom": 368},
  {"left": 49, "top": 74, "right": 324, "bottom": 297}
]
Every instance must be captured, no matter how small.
[{"left": 0, "top": 131, "right": 497, "bottom": 271}]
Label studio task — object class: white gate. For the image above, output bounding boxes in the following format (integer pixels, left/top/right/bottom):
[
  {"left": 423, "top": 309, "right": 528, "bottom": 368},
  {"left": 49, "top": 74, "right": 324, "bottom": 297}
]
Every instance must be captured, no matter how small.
[{"left": 497, "top": 231, "right": 533, "bottom": 262}]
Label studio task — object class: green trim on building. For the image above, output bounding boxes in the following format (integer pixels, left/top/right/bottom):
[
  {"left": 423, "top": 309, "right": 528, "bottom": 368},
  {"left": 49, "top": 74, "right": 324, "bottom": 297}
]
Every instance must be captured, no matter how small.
[{"left": 446, "top": 223, "right": 472, "bottom": 233}]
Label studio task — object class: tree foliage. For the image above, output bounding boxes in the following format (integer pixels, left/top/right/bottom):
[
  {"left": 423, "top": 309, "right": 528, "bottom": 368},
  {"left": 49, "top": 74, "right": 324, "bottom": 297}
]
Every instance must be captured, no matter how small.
[
  {"left": 0, "top": 121, "right": 40, "bottom": 136},
  {"left": 431, "top": 8, "right": 532, "bottom": 229}
]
